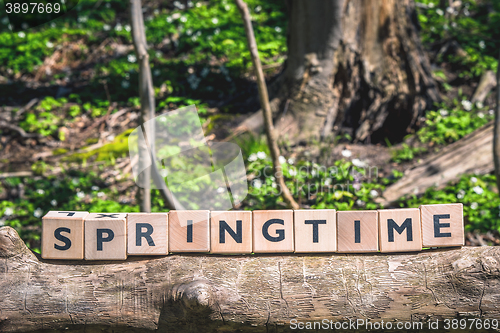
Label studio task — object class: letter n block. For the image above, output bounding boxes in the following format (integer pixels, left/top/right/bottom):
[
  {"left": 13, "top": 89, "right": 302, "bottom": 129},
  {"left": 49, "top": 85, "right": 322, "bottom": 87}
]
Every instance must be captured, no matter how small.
[
  {"left": 127, "top": 213, "right": 168, "bottom": 255},
  {"left": 85, "top": 213, "right": 127, "bottom": 260},
  {"left": 378, "top": 208, "right": 422, "bottom": 253},
  {"left": 420, "top": 203, "right": 464, "bottom": 247},
  {"left": 253, "top": 210, "right": 294, "bottom": 253},
  {"left": 42, "top": 211, "right": 88, "bottom": 259},
  {"left": 210, "top": 211, "right": 252, "bottom": 254},
  {"left": 294, "top": 209, "right": 336, "bottom": 253},
  {"left": 337, "top": 210, "right": 378, "bottom": 253},
  {"left": 169, "top": 210, "right": 210, "bottom": 252}
]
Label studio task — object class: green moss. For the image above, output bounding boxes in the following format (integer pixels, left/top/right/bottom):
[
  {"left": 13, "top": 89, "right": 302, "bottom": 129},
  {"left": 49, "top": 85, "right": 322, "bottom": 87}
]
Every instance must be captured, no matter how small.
[{"left": 52, "top": 148, "right": 69, "bottom": 156}]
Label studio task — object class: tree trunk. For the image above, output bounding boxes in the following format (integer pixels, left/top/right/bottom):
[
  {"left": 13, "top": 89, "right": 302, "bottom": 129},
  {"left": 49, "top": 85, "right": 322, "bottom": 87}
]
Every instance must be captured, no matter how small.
[
  {"left": 278, "top": 0, "right": 440, "bottom": 144},
  {"left": 494, "top": 50, "right": 500, "bottom": 193},
  {"left": 1, "top": 226, "right": 500, "bottom": 333}
]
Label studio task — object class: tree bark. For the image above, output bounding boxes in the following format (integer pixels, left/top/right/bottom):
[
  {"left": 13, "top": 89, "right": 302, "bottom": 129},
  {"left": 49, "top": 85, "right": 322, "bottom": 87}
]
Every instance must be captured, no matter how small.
[
  {"left": 235, "top": 0, "right": 299, "bottom": 209},
  {"left": 1, "top": 226, "right": 500, "bottom": 333},
  {"left": 494, "top": 51, "right": 500, "bottom": 194},
  {"left": 278, "top": 0, "right": 440, "bottom": 144}
]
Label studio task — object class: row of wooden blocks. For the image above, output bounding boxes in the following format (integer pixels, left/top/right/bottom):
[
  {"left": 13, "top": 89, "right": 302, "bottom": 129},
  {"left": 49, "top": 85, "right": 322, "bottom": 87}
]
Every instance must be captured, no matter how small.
[{"left": 41, "top": 203, "right": 464, "bottom": 260}]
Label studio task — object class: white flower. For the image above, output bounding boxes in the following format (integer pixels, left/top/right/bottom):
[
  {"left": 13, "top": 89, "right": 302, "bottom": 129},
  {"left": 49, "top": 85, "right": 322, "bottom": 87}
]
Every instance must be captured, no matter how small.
[
  {"left": 156, "top": 51, "right": 162, "bottom": 58},
  {"left": 172, "top": 13, "right": 181, "bottom": 20},
  {"left": 471, "top": 177, "right": 477, "bottom": 183},
  {"left": 279, "top": 156, "right": 286, "bottom": 164},
  {"left": 97, "top": 192, "right": 105, "bottom": 197},
  {"left": 289, "top": 168, "right": 297, "bottom": 176},
  {"left": 489, "top": 109, "right": 494, "bottom": 115},
  {"left": 37, "top": 189, "right": 45, "bottom": 195},
  {"left": 217, "top": 187, "right": 225, "bottom": 193},
  {"left": 72, "top": 178, "right": 79, "bottom": 185},
  {"left": 103, "top": 24, "right": 111, "bottom": 31},
  {"left": 121, "top": 80, "right": 130, "bottom": 89},
  {"left": 50, "top": 199, "right": 57, "bottom": 206},
  {"left": 478, "top": 112, "right": 484, "bottom": 119},
  {"left": 356, "top": 199, "right": 366, "bottom": 207},
  {"left": 106, "top": 134, "right": 115, "bottom": 141},
  {"left": 457, "top": 189, "right": 465, "bottom": 199},
  {"left": 341, "top": 149, "right": 352, "bottom": 157},
  {"left": 479, "top": 41, "right": 485, "bottom": 49},
  {"left": 248, "top": 153, "right": 257, "bottom": 162},
  {"left": 272, "top": 182, "right": 277, "bottom": 188},
  {"left": 154, "top": 9, "right": 160, "bottom": 15},
  {"left": 127, "top": 54, "right": 137, "bottom": 63},
  {"left": 464, "top": 8, "right": 470, "bottom": 16},
  {"left": 180, "top": 16, "right": 187, "bottom": 23},
  {"left": 471, "top": 202, "right": 478, "bottom": 210},
  {"left": 46, "top": 41, "right": 54, "bottom": 48},
  {"left": 34, "top": 208, "right": 43, "bottom": 218},
  {"left": 124, "top": 24, "right": 131, "bottom": 32},
  {"left": 472, "top": 186, "right": 484, "bottom": 195},
  {"left": 324, "top": 178, "right": 332, "bottom": 186},
  {"left": 115, "top": 23, "right": 123, "bottom": 31},
  {"left": 76, "top": 191, "right": 85, "bottom": 199},
  {"left": 436, "top": 8, "right": 444, "bottom": 16},
  {"left": 174, "top": 1, "right": 185, "bottom": 9},
  {"left": 461, "top": 100, "right": 472, "bottom": 111},
  {"left": 166, "top": 16, "right": 173, "bottom": 23},
  {"left": 275, "top": 26, "right": 282, "bottom": 33},
  {"left": 196, "top": 2, "right": 201, "bottom": 7},
  {"left": 186, "top": 28, "right": 192, "bottom": 36},
  {"left": 311, "top": 169, "right": 317, "bottom": 177},
  {"left": 352, "top": 158, "right": 367, "bottom": 168},
  {"left": 288, "top": 158, "right": 295, "bottom": 165},
  {"left": 255, "top": 5, "right": 262, "bottom": 12},
  {"left": 446, "top": 7, "right": 454, "bottom": 14},
  {"left": 188, "top": 1, "right": 194, "bottom": 7},
  {"left": 214, "top": 28, "right": 220, "bottom": 35},
  {"left": 428, "top": 2, "right": 434, "bottom": 8},
  {"left": 476, "top": 101, "right": 484, "bottom": 109},
  {"left": 370, "top": 190, "right": 379, "bottom": 198},
  {"left": 212, "top": 18, "right": 219, "bottom": 24},
  {"left": 4, "top": 207, "right": 13, "bottom": 216},
  {"left": 439, "top": 109, "right": 448, "bottom": 117},
  {"left": 252, "top": 179, "right": 262, "bottom": 189},
  {"left": 91, "top": 186, "right": 100, "bottom": 191},
  {"left": 257, "top": 151, "right": 267, "bottom": 159},
  {"left": 18, "top": 32, "right": 25, "bottom": 38},
  {"left": 224, "top": 4, "right": 230, "bottom": 11}
]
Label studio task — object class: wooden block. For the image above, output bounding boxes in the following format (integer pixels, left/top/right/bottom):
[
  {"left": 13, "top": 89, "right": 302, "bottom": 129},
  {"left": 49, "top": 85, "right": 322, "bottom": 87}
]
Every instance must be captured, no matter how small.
[
  {"left": 337, "top": 210, "right": 378, "bottom": 253},
  {"left": 42, "top": 211, "right": 88, "bottom": 259},
  {"left": 253, "top": 210, "right": 294, "bottom": 253},
  {"left": 85, "top": 213, "right": 127, "bottom": 260},
  {"left": 420, "top": 203, "right": 464, "bottom": 247},
  {"left": 378, "top": 208, "right": 422, "bottom": 253},
  {"left": 127, "top": 213, "right": 168, "bottom": 255},
  {"left": 210, "top": 211, "right": 252, "bottom": 254},
  {"left": 294, "top": 209, "right": 336, "bottom": 253},
  {"left": 169, "top": 210, "right": 210, "bottom": 252}
]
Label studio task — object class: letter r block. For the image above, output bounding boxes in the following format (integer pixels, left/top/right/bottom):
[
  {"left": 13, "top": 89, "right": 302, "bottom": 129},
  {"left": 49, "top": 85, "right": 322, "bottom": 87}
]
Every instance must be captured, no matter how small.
[
  {"left": 42, "top": 211, "right": 88, "bottom": 259},
  {"left": 294, "top": 209, "right": 336, "bottom": 253},
  {"left": 127, "top": 213, "right": 168, "bottom": 255},
  {"left": 210, "top": 211, "right": 252, "bottom": 254},
  {"left": 420, "top": 203, "right": 464, "bottom": 247},
  {"left": 378, "top": 208, "right": 422, "bottom": 253},
  {"left": 85, "top": 213, "right": 127, "bottom": 260},
  {"left": 253, "top": 210, "right": 294, "bottom": 253}
]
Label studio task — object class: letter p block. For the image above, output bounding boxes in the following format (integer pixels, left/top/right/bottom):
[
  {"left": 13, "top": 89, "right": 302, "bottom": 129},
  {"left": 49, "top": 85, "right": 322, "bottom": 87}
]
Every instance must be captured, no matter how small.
[
  {"left": 85, "top": 213, "right": 127, "bottom": 260},
  {"left": 42, "top": 211, "right": 88, "bottom": 259}
]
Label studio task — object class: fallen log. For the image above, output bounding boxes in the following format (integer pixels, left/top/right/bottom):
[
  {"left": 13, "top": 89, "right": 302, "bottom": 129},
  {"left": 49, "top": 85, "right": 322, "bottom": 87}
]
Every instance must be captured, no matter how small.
[
  {"left": 378, "top": 122, "right": 494, "bottom": 207},
  {"left": 1, "top": 226, "right": 500, "bottom": 332}
]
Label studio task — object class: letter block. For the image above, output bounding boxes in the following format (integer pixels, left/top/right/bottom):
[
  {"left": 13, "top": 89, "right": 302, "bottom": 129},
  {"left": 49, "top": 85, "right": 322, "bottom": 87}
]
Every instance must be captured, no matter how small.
[
  {"left": 127, "top": 213, "right": 168, "bottom": 255},
  {"left": 169, "top": 210, "right": 210, "bottom": 252},
  {"left": 253, "top": 210, "right": 294, "bottom": 253},
  {"left": 378, "top": 208, "right": 422, "bottom": 253},
  {"left": 210, "top": 211, "right": 252, "bottom": 254},
  {"left": 42, "top": 211, "right": 88, "bottom": 259},
  {"left": 420, "top": 203, "right": 464, "bottom": 247},
  {"left": 337, "top": 210, "right": 378, "bottom": 253},
  {"left": 294, "top": 209, "right": 336, "bottom": 253},
  {"left": 85, "top": 213, "right": 127, "bottom": 260}
]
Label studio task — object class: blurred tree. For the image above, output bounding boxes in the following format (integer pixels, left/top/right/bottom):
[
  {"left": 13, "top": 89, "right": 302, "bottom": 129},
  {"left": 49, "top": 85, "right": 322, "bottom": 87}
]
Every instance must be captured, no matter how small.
[
  {"left": 276, "top": 0, "right": 440, "bottom": 144},
  {"left": 494, "top": 50, "right": 500, "bottom": 193}
]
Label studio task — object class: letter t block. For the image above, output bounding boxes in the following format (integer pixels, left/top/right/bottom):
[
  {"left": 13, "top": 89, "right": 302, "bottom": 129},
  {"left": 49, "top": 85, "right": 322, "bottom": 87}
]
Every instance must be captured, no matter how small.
[{"left": 42, "top": 211, "right": 88, "bottom": 259}]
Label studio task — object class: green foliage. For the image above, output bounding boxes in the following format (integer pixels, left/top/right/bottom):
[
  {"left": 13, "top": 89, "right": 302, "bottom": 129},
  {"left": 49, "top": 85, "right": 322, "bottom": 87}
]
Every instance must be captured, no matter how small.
[{"left": 390, "top": 143, "right": 428, "bottom": 163}]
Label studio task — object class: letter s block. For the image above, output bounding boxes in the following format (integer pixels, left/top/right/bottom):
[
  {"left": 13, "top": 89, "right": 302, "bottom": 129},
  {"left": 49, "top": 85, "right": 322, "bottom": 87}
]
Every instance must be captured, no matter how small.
[
  {"left": 420, "top": 203, "right": 464, "bottom": 247},
  {"left": 253, "top": 210, "right": 294, "bottom": 253},
  {"left": 127, "top": 213, "right": 168, "bottom": 255},
  {"left": 85, "top": 213, "right": 127, "bottom": 260},
  {"left": 42, "top": 211, "right": 88, "bottom": 259}
]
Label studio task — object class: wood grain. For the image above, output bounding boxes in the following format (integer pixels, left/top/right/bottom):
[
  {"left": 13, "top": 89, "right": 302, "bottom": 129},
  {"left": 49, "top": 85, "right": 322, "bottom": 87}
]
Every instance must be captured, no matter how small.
[
  {"left": 420, "top": 203, "right": 464, "bottom": 247},
  {"left": 85, "top": 213, "right": 127, "bottom": 260},
  {"left": 337, "top": 210, "right": 378, "bottom": 253},
  {"left": 127, "top": 213, "right": 168, "bottom": 255},
  {"left": 169, "top": 210, "right": 210, "bottom": 252},
  {"left": 210, "top": 211, "right": 252, "bottom": 254},
  {"left": 42, "top": 211, "right": 88, "bottom": 259},
  {"left": 378, "top": 208, "right": 422, "bottom": 253},
  {"left": 252, "top": 210, "right": 294, "bottom": 253},
  {"left": 294, "top": 209, "right": 336, "bottom": 253}
]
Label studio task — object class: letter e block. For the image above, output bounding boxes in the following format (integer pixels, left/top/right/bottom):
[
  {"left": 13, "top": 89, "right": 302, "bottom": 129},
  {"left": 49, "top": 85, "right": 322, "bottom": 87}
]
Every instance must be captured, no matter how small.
[
  {"left": 127, "top": 213, "right": 168, "bottom": 255},
  {"left": 420, "top": 203, "right": 464, "bottom": 247},
  {"left": 294, "top": 209, "right": 336, "bottom": 253},
  {"left": 85, "top": 213, "right": 127, "bottom": 260},
  {"left": 169, "top": 210, "right": 210, "bottom": 252},
  {"left": 210, "top": 211, "right": 252, "bottom": 254},
  {"left": 253, "top": 210, "right": 294, "bottom": 253},
  {"left": 42, "top": 211, "right": 88, "bottom": 259},
  {"left": 337, "top": 210, "right": 378, "bottom": 253},
  {"left": 378, "top": 208, "right": 422, "bottom": 253}
]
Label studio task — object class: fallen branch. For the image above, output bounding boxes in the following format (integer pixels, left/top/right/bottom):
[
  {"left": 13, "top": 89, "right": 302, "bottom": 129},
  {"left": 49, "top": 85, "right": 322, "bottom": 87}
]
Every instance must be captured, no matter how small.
[{"left": 0, "top": 226, "right": 499, "bottom": 332}]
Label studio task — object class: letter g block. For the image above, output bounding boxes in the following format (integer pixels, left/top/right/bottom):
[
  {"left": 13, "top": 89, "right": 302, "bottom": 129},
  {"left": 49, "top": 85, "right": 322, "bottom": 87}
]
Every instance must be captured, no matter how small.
[
  {"left": 42, "top": 211, "right": 88, "bottom": 259},
  {"left": 253, "top": 210, "right": 294, "bottom": 253}
]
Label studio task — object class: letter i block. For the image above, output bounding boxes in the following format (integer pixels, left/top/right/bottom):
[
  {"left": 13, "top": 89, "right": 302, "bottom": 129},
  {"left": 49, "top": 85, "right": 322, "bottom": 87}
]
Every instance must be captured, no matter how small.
[
  {"left": 210, "top": 211, "right": 252, "bottom": 254},
  {"left": 85, "top": 213, "right": 127, "bottom": 260},
  {"left": 420, "top": 203, "right": 464, "bottom": 247},
  {"left": 337, "top": 210, "right": 378, "bottom": 253},
  {"left": 42, "top": 211, "right": 88, "bottom": 259},
  {"left": 127, "top": 213, "right": 168, "bottom": 255},
  {"left": 169, "top": 210, "right": 210, "bottom": 252},
  {"left": 253, "top": 210, "right": 294, "bottom": 253},
  {"left": 378, "top": 208, "right": 422, "bottom": 253},
  {"left": 294, "top": 209, "right": 336, "bottom": 253}
]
